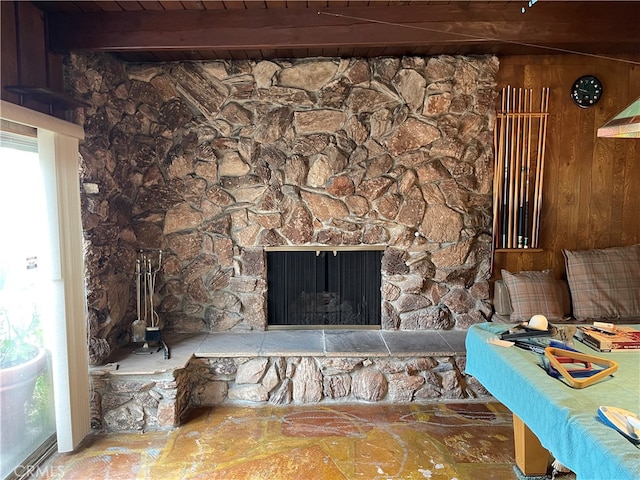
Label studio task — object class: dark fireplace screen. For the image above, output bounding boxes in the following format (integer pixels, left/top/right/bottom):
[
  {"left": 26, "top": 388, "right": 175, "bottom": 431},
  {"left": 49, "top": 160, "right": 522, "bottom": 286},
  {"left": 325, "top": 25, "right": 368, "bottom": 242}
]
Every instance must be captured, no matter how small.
[{"left": 267, "top": 250, "right": 382, "bottom": 327}]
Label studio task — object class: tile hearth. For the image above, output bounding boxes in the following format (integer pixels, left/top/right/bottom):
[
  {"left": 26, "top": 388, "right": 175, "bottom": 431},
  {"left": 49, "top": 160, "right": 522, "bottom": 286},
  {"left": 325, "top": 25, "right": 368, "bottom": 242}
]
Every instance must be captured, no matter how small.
[
  {"left": 198, "top": 329, "right": 467, "bottom": 358},
  {"left": 96, "top": 330, "right": 468, "bottom": 375}
]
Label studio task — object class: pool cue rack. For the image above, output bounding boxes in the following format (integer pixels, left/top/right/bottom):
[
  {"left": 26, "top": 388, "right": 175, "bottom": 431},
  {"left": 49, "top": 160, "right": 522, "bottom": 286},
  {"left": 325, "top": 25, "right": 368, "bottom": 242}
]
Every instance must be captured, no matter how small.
[{"left": 492, "top": 86, "right": 550, "bottom": 251}]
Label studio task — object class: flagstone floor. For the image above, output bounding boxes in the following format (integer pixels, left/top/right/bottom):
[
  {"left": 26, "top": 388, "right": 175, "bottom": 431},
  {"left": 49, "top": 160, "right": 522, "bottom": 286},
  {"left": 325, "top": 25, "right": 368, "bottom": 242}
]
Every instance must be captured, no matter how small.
[{"left": 33, "top": 401, "right": 564, "bottom": 480}]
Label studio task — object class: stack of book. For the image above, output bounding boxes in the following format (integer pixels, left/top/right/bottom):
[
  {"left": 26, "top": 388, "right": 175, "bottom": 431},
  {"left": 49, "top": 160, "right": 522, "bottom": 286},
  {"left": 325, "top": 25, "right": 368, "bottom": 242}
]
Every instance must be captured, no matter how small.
[{"left": 576, "top": 325, "right": 640, "bottom": 352}]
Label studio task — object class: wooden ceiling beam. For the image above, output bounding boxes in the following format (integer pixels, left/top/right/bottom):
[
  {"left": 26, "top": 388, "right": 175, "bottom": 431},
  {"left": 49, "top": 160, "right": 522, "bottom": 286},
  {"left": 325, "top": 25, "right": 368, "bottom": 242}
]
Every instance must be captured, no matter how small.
[{"left": 45, "top": 3, "right": 640, "bottom": 56}]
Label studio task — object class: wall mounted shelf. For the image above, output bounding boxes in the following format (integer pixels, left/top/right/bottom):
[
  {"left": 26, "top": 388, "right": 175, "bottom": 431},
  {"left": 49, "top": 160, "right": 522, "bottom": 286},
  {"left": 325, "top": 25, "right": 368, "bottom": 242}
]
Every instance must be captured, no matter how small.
[{"left": 495, "top": 249, "right": 544, "bottom": 253}]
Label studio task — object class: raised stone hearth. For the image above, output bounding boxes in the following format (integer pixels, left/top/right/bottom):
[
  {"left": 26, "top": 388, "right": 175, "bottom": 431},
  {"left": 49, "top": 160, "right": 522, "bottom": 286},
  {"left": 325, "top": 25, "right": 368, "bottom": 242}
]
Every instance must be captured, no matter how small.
[
  {"left": 90, "top": 331, "right": 490, "bottom": 432},
  {"left": 68, "top": 53, "right": 497, "bottom": 365}
]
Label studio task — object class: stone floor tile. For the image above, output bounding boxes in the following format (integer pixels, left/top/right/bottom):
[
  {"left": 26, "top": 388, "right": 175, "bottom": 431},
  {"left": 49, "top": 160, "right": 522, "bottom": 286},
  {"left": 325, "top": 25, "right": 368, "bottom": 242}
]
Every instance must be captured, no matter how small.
[
  {"left": 260, "top": 330, "right": 325, "bottom": 356},
  {"left": 41, "top": 403, "right": 536, "bottom": 480},
  {"left": 437, "top": 329, "right": 468, "bottom": 353},
  {"left": 324, "top": 330, "right": 389, "bottom": 356},
  {"left": 381, "top": 330, "right": 453, "bottom": 356},
  {"left": 196, "top": 332, "right": 265, "bottom": 357},
  {"left": 38, "top": 403, "right": 578, "bottom": 480}
]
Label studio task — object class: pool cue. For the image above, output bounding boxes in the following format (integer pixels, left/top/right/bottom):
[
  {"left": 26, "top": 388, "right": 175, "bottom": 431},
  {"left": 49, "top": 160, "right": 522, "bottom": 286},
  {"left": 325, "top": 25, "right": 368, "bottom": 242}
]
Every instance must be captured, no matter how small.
[
  {"left": 517, "top": 89, "right": 530, "bottom": 248},
  {"left": 523, "top": 90, "right": 534, "bottom": 248},
  {"left": 531, "top": 87, "right": 548, "bottom": 247},
  {"left": 501, "top": 86, "right": 511, "bottom": 249},
  {"left": 507, "top": 87, "right": 518, "bottom": 248},
  {"left": 510, "top": 87, "right": 524, "bottom": 248},
  {"left": 492, "top": 87, "right": 506, "bottom": 254}
]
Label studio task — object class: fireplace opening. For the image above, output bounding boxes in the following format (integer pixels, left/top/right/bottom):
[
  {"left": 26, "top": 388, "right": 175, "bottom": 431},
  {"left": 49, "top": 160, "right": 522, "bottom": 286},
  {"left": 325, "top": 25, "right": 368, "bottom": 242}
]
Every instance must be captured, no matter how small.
[{"left": 267, "top": 249, "right": 383, "bottom": 328}]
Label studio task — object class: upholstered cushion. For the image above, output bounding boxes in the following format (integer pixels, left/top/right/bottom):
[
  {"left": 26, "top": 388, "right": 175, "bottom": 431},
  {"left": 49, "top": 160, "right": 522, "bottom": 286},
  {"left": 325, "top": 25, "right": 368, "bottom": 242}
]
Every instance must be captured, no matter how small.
[
  {"left": 501, "top": 269, "right": 565, "bottom": 322},
  {"left": 493, "top": 280, "right": 513, "bottom": 317},
  {"left": 564, "top": 244, "right": 640, "bottom": 321},
  {"left": 494, "top": 279, "right": 571, "bottom": 317}
]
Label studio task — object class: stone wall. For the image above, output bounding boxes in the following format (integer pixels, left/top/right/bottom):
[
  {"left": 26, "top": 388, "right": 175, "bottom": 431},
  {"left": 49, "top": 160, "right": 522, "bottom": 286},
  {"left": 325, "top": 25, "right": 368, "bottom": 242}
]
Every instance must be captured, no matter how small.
[
  {"left": 189, "top": 354, "right": 485, "bottom": 406},
  {"left": 67, "top": 53, "right": 498, "bottom": 364},
  {"left": 90, "top": 367, "right": 191, "bottom": 431}
]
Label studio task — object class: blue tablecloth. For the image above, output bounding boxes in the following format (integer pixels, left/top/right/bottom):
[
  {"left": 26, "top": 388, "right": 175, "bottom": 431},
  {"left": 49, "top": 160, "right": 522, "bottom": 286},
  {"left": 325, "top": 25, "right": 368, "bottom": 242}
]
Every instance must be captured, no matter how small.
[{"left": 466, "top": 323, "right": 640, "bottom": 480}]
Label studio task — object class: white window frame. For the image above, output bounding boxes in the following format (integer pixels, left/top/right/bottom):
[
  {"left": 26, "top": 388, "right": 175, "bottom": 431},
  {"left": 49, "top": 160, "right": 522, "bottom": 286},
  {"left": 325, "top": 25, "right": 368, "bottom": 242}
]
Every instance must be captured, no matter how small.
[{"left": 1, "top": 100, "right": 90, "bottom": 452}]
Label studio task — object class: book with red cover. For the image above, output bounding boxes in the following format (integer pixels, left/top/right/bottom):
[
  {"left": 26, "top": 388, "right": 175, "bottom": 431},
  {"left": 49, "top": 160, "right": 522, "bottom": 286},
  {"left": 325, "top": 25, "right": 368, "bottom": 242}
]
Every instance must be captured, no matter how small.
[{"left": 576, "top": 326, "right": 640, "bottom": 352}]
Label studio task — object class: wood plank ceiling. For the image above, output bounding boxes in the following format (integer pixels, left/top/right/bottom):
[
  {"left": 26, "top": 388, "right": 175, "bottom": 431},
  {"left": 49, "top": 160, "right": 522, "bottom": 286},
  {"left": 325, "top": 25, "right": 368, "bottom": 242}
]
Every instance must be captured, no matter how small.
[{"left": 33, "top": 1, "right": 640, "bottom": 62}]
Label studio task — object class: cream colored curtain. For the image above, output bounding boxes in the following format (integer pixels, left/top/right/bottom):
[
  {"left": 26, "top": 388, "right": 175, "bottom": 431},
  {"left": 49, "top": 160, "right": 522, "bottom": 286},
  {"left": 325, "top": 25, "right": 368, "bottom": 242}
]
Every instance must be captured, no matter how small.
[{"left": 1, "top": 100, "right": 89, "bottom": 452}]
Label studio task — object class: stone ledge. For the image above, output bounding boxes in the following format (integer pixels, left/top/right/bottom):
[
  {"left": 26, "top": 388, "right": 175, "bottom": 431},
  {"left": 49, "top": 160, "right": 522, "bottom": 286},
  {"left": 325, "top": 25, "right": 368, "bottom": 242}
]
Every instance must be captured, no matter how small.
[
  {"left": 91, "top": 330, "right": 468, "bottom": 376},
  {"left": 196, "top": 329, "right": 468, "bottom": 358},
  {"left": 90, "top": 332, "right": 205, "bottom": 376}
]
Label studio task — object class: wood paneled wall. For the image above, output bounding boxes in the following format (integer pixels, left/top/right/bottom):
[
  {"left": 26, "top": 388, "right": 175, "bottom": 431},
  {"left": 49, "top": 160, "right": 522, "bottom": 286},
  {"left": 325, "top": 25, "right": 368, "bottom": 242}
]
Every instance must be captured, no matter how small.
[
  {"left": 493, "top": 55, "right": 640, "bottom": 280},
  {"left": 1, "top": 1, "right": 64, "bottom": 116}
]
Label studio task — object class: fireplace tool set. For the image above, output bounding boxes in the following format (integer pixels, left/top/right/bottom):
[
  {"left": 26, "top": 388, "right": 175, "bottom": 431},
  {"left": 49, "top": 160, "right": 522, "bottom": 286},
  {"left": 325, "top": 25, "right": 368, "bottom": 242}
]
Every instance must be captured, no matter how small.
[{"left": 132, "top": 249, "right": 168, "bottom": 358}]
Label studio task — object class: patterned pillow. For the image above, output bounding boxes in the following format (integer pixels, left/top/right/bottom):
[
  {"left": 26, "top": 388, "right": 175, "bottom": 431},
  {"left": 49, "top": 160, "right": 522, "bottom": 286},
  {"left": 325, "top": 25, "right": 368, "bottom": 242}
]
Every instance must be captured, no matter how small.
[
  {"left": 501, "top": 269, "right": 564, "bottom": 322},
  {"left": 564, "top": 244, "right": 640, "bottom": 321}
]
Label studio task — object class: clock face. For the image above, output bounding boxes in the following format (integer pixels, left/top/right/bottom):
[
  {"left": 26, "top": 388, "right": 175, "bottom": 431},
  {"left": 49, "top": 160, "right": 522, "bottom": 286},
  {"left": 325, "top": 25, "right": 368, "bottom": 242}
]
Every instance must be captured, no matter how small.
[{"left": 571, "top": 75, "right": 603, "bottom": 108}]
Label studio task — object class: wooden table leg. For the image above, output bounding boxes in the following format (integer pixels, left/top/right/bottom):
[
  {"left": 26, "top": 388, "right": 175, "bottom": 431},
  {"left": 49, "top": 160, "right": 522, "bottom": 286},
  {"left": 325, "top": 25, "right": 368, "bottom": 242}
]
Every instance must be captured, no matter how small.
[{"left": 513, "top": 414, "right": 549, "bottom": 476}]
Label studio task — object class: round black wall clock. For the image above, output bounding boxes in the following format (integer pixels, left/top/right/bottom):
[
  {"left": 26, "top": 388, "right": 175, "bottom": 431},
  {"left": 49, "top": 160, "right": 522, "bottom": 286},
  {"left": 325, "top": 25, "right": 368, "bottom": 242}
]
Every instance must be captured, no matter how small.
[{"left": 571, "top": 75, "right": 603, "bottom": 108}]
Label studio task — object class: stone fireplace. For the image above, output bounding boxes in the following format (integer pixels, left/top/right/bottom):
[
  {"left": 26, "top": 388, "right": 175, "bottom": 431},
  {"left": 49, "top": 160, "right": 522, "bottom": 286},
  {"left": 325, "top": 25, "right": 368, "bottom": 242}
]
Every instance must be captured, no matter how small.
[{"left": 67, "top": 53, "right": 498, "bottom": 365}]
